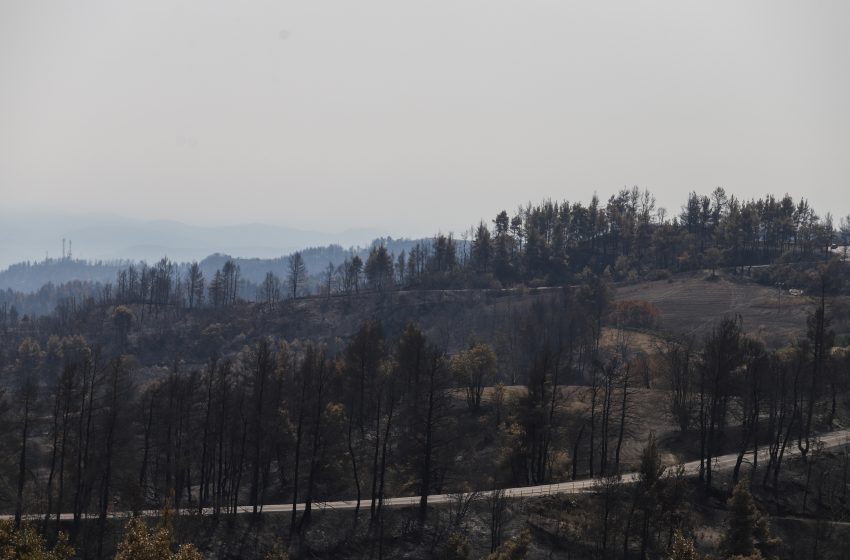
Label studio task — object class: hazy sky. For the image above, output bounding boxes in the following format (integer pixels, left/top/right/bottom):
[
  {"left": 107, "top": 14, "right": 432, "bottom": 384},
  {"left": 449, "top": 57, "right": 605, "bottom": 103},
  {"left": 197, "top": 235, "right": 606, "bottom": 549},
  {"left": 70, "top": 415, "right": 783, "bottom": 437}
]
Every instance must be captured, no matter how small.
[{"left": 2, "top": 1, "right": 848, "bottom": 238}]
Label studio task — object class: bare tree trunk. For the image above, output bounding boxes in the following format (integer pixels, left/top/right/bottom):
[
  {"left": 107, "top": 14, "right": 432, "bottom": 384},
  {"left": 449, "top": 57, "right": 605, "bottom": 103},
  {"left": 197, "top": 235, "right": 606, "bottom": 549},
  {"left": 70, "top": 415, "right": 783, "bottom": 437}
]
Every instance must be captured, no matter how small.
[
  {"left": 199, "top": 360, "right": 215, "bottom": 512},
  {"left": 43, "top": 383, "right": 62, "bottom": 531},
  {"left": 299, "top": 362, "right": 326, "bottom": 531},
  {"left": 346, "top": 398, "right": 362, "bottom": 524},
  {"left": 290, "top": 373, "right": 307, "bottom": 533},
  {"left": 376, "top": 390, "right": 395, "bottom": 526},
  {"left": 698, "top": 367, "right": 707, "bottom": 483},
  {"left": 97, "top": 358, "right": 122, "bottom": 559},
  {"left": 572, "top": 423, "right": 585, "bottom": 481},
  {"left": 614, "top": 367, "right": 630, "bottom": 474},
  {"left": 14, "top": 388, "right": 32, "bottom": 527},
  {"left": 250, "top": 344, "right": 270, "bottom": 515},
  {"left": 488, "top": 488, "right": 507, "bottom": 553},
  {"left": 419, "top": 359, "right": 438, "bottom": 522},
  {"left": 55, "top": 389, "right": 71, "bottom": 535},
  {"left": 138, "top": 395, "right": 154, "bottom": 511},
  {"left": 589, "top": 372, "right": 599, "bottom": 478},
  {"left": 369, "top": 395, "right": 382, "bottom": 525}
]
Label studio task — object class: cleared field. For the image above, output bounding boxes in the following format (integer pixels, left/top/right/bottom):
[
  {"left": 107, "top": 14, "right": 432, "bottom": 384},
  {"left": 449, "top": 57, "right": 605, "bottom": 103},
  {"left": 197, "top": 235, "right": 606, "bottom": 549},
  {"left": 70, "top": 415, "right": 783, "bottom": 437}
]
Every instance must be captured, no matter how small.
[
  {"left": 614, "top": 273, "right": 819, "bottom": 346},
  {"left": 598, "top": 327, "right": 660, "bottom": 353}
]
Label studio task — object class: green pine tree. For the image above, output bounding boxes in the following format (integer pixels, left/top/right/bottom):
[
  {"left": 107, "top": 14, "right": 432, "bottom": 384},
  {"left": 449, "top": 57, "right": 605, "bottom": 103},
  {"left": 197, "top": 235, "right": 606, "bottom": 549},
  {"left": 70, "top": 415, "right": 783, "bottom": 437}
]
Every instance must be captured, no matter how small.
[{"left": 724, "top": 481, "right": 780, "bottom": 559}]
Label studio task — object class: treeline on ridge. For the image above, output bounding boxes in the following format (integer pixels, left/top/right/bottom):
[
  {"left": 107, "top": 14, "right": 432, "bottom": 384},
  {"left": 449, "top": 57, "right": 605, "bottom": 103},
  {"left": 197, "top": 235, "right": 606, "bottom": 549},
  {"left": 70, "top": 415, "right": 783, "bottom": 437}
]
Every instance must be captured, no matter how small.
[{"left": 3, "top": 187, "right": 849, "bottom": 322}]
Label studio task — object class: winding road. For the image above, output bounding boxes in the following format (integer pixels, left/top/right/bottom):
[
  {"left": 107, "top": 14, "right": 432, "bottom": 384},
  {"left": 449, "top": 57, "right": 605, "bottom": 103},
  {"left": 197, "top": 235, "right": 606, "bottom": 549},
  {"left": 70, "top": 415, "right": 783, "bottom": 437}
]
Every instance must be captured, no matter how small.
[{"left": 5, "top": 429, "right": 850, "bottom": 522}]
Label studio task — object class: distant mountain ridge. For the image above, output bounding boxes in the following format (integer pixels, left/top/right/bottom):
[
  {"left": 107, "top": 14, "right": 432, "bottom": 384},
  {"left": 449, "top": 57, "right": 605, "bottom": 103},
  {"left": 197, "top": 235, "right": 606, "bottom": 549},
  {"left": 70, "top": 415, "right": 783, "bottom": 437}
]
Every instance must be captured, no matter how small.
[
  {"left": 0, "top": 237, "right": 422, "bottom": 293},
  {"left": 0, "top": 212, "right": 386, "bottom": 269}
]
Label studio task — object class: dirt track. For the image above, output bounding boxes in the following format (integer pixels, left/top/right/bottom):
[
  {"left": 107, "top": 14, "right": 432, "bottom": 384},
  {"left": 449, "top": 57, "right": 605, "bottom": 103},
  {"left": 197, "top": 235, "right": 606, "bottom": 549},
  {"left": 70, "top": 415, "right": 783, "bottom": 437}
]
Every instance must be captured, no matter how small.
[{"left": 9, "top": 430, "right": 848, "bottom": 522}]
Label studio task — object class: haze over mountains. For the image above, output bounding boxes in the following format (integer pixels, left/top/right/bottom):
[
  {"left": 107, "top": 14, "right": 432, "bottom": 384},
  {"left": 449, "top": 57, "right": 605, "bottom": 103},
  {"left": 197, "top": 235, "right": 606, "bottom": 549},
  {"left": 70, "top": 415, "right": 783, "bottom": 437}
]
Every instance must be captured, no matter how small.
[{"left": 0, "top": 211, "right": 385, "bottom": 269}]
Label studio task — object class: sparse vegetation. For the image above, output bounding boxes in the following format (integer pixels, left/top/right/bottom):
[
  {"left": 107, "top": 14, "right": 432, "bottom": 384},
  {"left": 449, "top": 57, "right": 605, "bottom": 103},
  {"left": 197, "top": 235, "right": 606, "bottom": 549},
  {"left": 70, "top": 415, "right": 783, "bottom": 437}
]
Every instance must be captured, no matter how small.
[{"left": 0, "top": 190, "right": 848, "bottom": 559}]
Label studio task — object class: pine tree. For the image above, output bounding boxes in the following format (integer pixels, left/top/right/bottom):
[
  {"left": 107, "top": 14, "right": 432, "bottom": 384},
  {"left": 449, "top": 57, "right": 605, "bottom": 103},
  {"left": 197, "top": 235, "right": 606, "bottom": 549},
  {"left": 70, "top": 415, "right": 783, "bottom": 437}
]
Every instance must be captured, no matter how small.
[
  {"left": 471, "top": 221, "right": 493, "bottom": 273},
  {"left": 668, "top": 529, "right": 700, "bottom": 560},
  {"left": 365, "top": 244, "right": 394, "bottom": 291},
  {"left": 287, "top": 252, "right": 307, "bottom": 299},
  {"left": 724, "top": 481, "right": 780, "bottom": 559},
  {"left": 115, "top": 511, "right": 203, "bottom": 560}
]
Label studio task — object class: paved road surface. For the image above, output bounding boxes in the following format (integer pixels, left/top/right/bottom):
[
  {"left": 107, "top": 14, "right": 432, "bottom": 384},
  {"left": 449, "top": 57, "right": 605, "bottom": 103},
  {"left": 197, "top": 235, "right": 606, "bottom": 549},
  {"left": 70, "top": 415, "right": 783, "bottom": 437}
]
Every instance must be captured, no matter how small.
[{"left": 5, "top": 429, "right": 850, "bottom": 522}]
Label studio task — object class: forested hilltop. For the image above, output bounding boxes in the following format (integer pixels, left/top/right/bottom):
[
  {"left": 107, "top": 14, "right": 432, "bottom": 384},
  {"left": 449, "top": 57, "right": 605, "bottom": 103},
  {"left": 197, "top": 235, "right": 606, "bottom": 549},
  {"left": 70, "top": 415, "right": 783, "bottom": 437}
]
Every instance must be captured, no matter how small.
[
  {"left": 3, "top": 188, "right": 849, "bottom": 321},
  {"left": 1, "top": 188, "right": 850, "bottom": 560}
]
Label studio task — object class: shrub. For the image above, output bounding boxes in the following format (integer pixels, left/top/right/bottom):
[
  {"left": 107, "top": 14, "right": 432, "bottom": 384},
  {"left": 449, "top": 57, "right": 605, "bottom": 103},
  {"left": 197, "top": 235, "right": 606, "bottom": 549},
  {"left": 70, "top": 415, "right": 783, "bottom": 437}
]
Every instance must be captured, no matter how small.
[
  {"left": 0, "top": 521, "right": 73, "bottom": 560},
  {"left": 610, "top": 300, "right": 661, "bottom": 329}
]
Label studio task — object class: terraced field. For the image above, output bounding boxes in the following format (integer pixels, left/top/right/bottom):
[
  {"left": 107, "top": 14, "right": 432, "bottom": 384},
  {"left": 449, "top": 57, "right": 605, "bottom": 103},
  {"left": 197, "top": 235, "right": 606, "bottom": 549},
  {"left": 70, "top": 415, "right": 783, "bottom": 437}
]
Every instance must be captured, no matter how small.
[{"left": 615, "top": 273, "right": 819, "bottom": 346}]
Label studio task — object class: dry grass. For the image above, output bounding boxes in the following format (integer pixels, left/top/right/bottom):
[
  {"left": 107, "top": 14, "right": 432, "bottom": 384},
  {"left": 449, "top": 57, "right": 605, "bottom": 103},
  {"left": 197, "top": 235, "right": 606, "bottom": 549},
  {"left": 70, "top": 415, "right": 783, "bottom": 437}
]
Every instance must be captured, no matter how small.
[
  {"left": 599, "top": 327, "right": 661, "bottom": 353},
  {"left": 473, "top": 384, "right": 682, "bottom": 472},
  {"left": 614, "top": 273, "right": 823, "bottom": 346}
]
